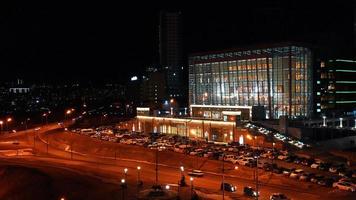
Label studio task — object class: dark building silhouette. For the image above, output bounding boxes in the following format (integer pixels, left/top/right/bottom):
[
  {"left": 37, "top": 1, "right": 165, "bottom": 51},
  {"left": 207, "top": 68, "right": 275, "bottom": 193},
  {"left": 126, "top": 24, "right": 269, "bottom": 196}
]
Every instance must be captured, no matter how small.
[{"left": 159, "top": 11, "right": 185, "bottom": 105}]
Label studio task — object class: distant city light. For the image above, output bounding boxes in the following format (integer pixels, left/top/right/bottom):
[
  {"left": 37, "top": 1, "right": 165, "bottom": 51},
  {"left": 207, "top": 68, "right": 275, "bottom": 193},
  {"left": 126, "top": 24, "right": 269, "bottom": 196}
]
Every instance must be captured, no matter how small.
[{"left": 131, "top": 76, "right": 138, "bottom": 81}]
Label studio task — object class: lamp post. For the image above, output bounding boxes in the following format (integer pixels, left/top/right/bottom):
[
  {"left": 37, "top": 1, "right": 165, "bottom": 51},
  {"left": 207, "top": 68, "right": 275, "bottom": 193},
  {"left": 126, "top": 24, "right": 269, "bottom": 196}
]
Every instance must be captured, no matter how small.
[
  {"left": 272, "top": 142, "right": 275, "bottom": 174},
  {"left": 0, "top": 120, "right": 3, "bottom": 133},
  {"left": 121, "top": 178, "right": 127, "bottom": 200},
  {"left": 65, "top": 109, "right": 74, "bottom": 159},
  {"left": 190, "top": 177, "right": 194, "bottom": 199},
  {"left": 322, "top": 116, "right": 327, "bottom": 127},
  {"left": 137, "top": 166, "right": 142, "bottom": 186},
  {"left": 124, "top": 168, "right": 128, "bottom": 180},
  {"left": 255, "top": 155, "right": 259, "bottom": 200},
  {"left": 6, "top": 117, "right": 12, "bottom": 131},
  {"left": 24, "top": 118, "right": 30, "bottom": 130},
  {"left": 33, "top": 129, "right": 37, "bottom": 154},
  {"left": 180, "top": 165, "right": 186, "bottom": 186}
]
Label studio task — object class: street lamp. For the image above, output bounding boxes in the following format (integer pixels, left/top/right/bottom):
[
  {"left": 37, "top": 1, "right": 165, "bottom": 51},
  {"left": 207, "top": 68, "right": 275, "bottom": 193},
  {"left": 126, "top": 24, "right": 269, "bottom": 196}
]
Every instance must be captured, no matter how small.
[
  {"left": 137, "top": 166, "right": 142, "bottom": 186},
  {"left": 6, "top": 117, "right": 12, "bottom": 131},
  {"left": 121, "top": 178, "right": 127, "bottom": 200},
  {"left": 179, "top": 166, "right": 186, "bottom": 186},
  {"left": 42, "top": 113, "right": 48, "bottom": 125},
  {"left": 124, "top": 168, "right": 128, "bottom": 179},
  {"left": 190, "top": 177, "right": 194, "bottom": 199},
  {"left": 322, "top": 116, "right": 327, "bottom": 127},
  {"left": 272, "top": 142, "right": 276, "bottom": 172},
  {"left": 0, "top": 120, "right": 3, "bottom": 132},
  {"left": 254, "top": 155, "right": 260, "bottom": 200}
]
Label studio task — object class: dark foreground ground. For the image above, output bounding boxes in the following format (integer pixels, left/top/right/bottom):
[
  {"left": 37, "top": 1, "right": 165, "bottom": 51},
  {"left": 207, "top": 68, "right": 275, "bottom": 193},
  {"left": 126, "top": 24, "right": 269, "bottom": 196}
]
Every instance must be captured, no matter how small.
[{"left": 0, "top": 164, "right": 121, "bottom": 200}]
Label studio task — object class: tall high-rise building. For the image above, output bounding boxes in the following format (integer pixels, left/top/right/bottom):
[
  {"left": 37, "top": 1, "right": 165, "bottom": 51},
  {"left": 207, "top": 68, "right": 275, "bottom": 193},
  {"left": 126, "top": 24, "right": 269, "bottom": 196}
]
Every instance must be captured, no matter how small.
[{"left": 159, "top": 11, "right": 185, "bottom": 104}]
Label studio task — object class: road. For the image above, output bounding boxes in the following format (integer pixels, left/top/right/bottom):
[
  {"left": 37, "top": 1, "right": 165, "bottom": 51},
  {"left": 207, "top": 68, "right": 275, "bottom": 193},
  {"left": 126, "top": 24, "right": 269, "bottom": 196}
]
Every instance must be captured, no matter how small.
[{"left": 0, "top": 124, "right": 355, "bottom": 200}]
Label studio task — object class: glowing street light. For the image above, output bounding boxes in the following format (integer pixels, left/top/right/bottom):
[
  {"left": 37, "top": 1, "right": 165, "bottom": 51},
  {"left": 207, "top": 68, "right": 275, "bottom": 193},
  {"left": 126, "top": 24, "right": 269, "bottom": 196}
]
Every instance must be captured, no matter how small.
[
  {"left": 322, "top": 116, "right": 327, "bottom": 127},
  {"left": 124, "top": 168, "right": 128, "bottom": 179},
  {"left": 137, "top": 166, "right": 142, "bottom": 186},
  {"left": 0, "top": 120, "right": 3, "bottom": 132},
  {"left": 5, "top": 117, "right": 12, "bottom": 131},
  {"left": 165, "top": 185, "right": 170, "bottom": 190},
  {"left": 339, "top": 118, "right": 343, "bottom": 128}
]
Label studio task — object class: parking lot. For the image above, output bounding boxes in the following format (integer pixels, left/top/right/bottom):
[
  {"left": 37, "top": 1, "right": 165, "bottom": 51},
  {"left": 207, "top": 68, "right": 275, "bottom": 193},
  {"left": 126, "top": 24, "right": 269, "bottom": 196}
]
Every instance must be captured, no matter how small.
[{"left": 70, "top": 125, "right": 356, "bottom": 195}]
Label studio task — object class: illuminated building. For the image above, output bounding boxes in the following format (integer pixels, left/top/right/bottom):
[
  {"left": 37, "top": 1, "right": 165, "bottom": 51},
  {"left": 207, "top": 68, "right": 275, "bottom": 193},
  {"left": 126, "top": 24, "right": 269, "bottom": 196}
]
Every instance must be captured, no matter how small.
[
  {"left": 189, "top": 43, "right": 313, "bottom": 119},
  {"left": 320, "top": 59, "right": 356, "bottom": 115}
]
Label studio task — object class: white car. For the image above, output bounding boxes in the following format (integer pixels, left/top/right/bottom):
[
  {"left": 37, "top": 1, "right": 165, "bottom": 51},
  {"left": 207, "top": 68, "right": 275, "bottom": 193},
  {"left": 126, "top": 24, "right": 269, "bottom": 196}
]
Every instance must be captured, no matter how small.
[
  {"left": 238, "top": 158, "right": 252, "bottom": 166},
  {"left": 277, "top": 155, "right": 288, "bottom": 160},
  {"left": 188, "top": 170, "right": 204, "bottom": 177},
  {"left": 333, "top": 182, "right": 356, "bottom": 192},
  {"left": 310, "top": 163, "right": 319, "bottom": 169},
  {"left": 224, "top": 155, "right": 235, "bottom": 162},
  {"left": 290, "top": 169, "right": 303, "bottom": 179}
]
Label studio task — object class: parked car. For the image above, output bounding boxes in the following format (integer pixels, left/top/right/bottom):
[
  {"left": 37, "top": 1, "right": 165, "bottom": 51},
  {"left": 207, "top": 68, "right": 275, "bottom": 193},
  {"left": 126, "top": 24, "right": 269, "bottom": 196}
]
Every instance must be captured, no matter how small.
[
  {"left": 270, "top": 193, "right": 289, "bottom": 200},
  {"left": 221, "top": 182, "right": 237, "bottom": 192},
  {"left": 301, "top": 159, "right": 313, "bottom": 166},
  {"left": 290, "top": 169, "right": 303, "bottom": 179},
  {"left": 318, "top": 162, "right": 331, "bottom": 171},
  {"left": 329, "top": 166, "right": 338, "bottom": 173},
  {"left": 310, "top": 163, "right": 319, "bottom": 169},
  {"left": 244, "top": 186, "right": 259, "bottom": 197},
  {"left": 311, "top": 175, "right": 324, "bottom": 183},
  {"left": 333, "top": 181, "right": 356, "bottom": 192},
  {"left": 188, "top": 170, "right": 204, "bottom": 177},
  {"left": 299, "top": 173, "right": 314, "bottom": 181},
  {"left": 277, "top": 155, "right": 288, "bottom": 160},
  {"left": 318, "top": 178, "right": 334, "bottom": 187}
]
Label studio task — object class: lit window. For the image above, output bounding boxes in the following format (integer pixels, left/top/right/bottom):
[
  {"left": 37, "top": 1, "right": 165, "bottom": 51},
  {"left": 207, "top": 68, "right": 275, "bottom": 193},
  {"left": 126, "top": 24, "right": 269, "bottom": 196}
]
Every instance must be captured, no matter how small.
[
  {"left": 317, "top": 81, "right": 320, "bottom": 84},
  {"left": 317, "top": 92, "right": 321, "bottom": 96},
  {"left": 317, "top": 109, "right": 321, "bottom": 112},
  {"left": 317, "top": 103, "right": 321, "bottom": 106},
  {"left": 321, "top": 62, "right": 325, "bottom": 68}
]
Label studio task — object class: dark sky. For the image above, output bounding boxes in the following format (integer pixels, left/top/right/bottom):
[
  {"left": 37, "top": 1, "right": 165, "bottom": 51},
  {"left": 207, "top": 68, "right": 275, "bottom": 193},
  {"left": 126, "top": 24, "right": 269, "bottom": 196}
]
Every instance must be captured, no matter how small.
[{"left": 0, "top": 1, "right": 354, "bottom": 84}]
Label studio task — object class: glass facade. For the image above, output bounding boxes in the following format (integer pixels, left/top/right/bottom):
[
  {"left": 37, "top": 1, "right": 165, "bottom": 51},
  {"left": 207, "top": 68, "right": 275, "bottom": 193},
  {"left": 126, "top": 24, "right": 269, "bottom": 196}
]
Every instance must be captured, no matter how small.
[{"left": 189, "top": 45, "right": 313, "bottom": 119}]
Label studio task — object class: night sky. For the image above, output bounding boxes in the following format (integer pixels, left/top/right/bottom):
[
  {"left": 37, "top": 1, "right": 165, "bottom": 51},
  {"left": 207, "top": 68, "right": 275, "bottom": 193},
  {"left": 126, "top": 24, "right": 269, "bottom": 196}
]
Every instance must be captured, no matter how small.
[{"left": 0, "top": 1, "right": 354, "bottom": 84}]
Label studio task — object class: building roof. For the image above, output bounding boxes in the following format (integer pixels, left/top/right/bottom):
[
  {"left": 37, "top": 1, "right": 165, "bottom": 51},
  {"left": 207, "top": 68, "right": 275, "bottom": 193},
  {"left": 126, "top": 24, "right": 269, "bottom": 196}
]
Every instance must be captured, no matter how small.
[{"left": 189, "top": 41, "right": 313, "bottom": 57}]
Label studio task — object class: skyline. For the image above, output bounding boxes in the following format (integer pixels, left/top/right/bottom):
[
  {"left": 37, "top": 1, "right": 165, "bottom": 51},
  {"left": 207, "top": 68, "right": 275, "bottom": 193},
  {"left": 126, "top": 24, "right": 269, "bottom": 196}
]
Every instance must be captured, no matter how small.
[{"left": 0, "top": 1, "right": 354, "bottom": 83}]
